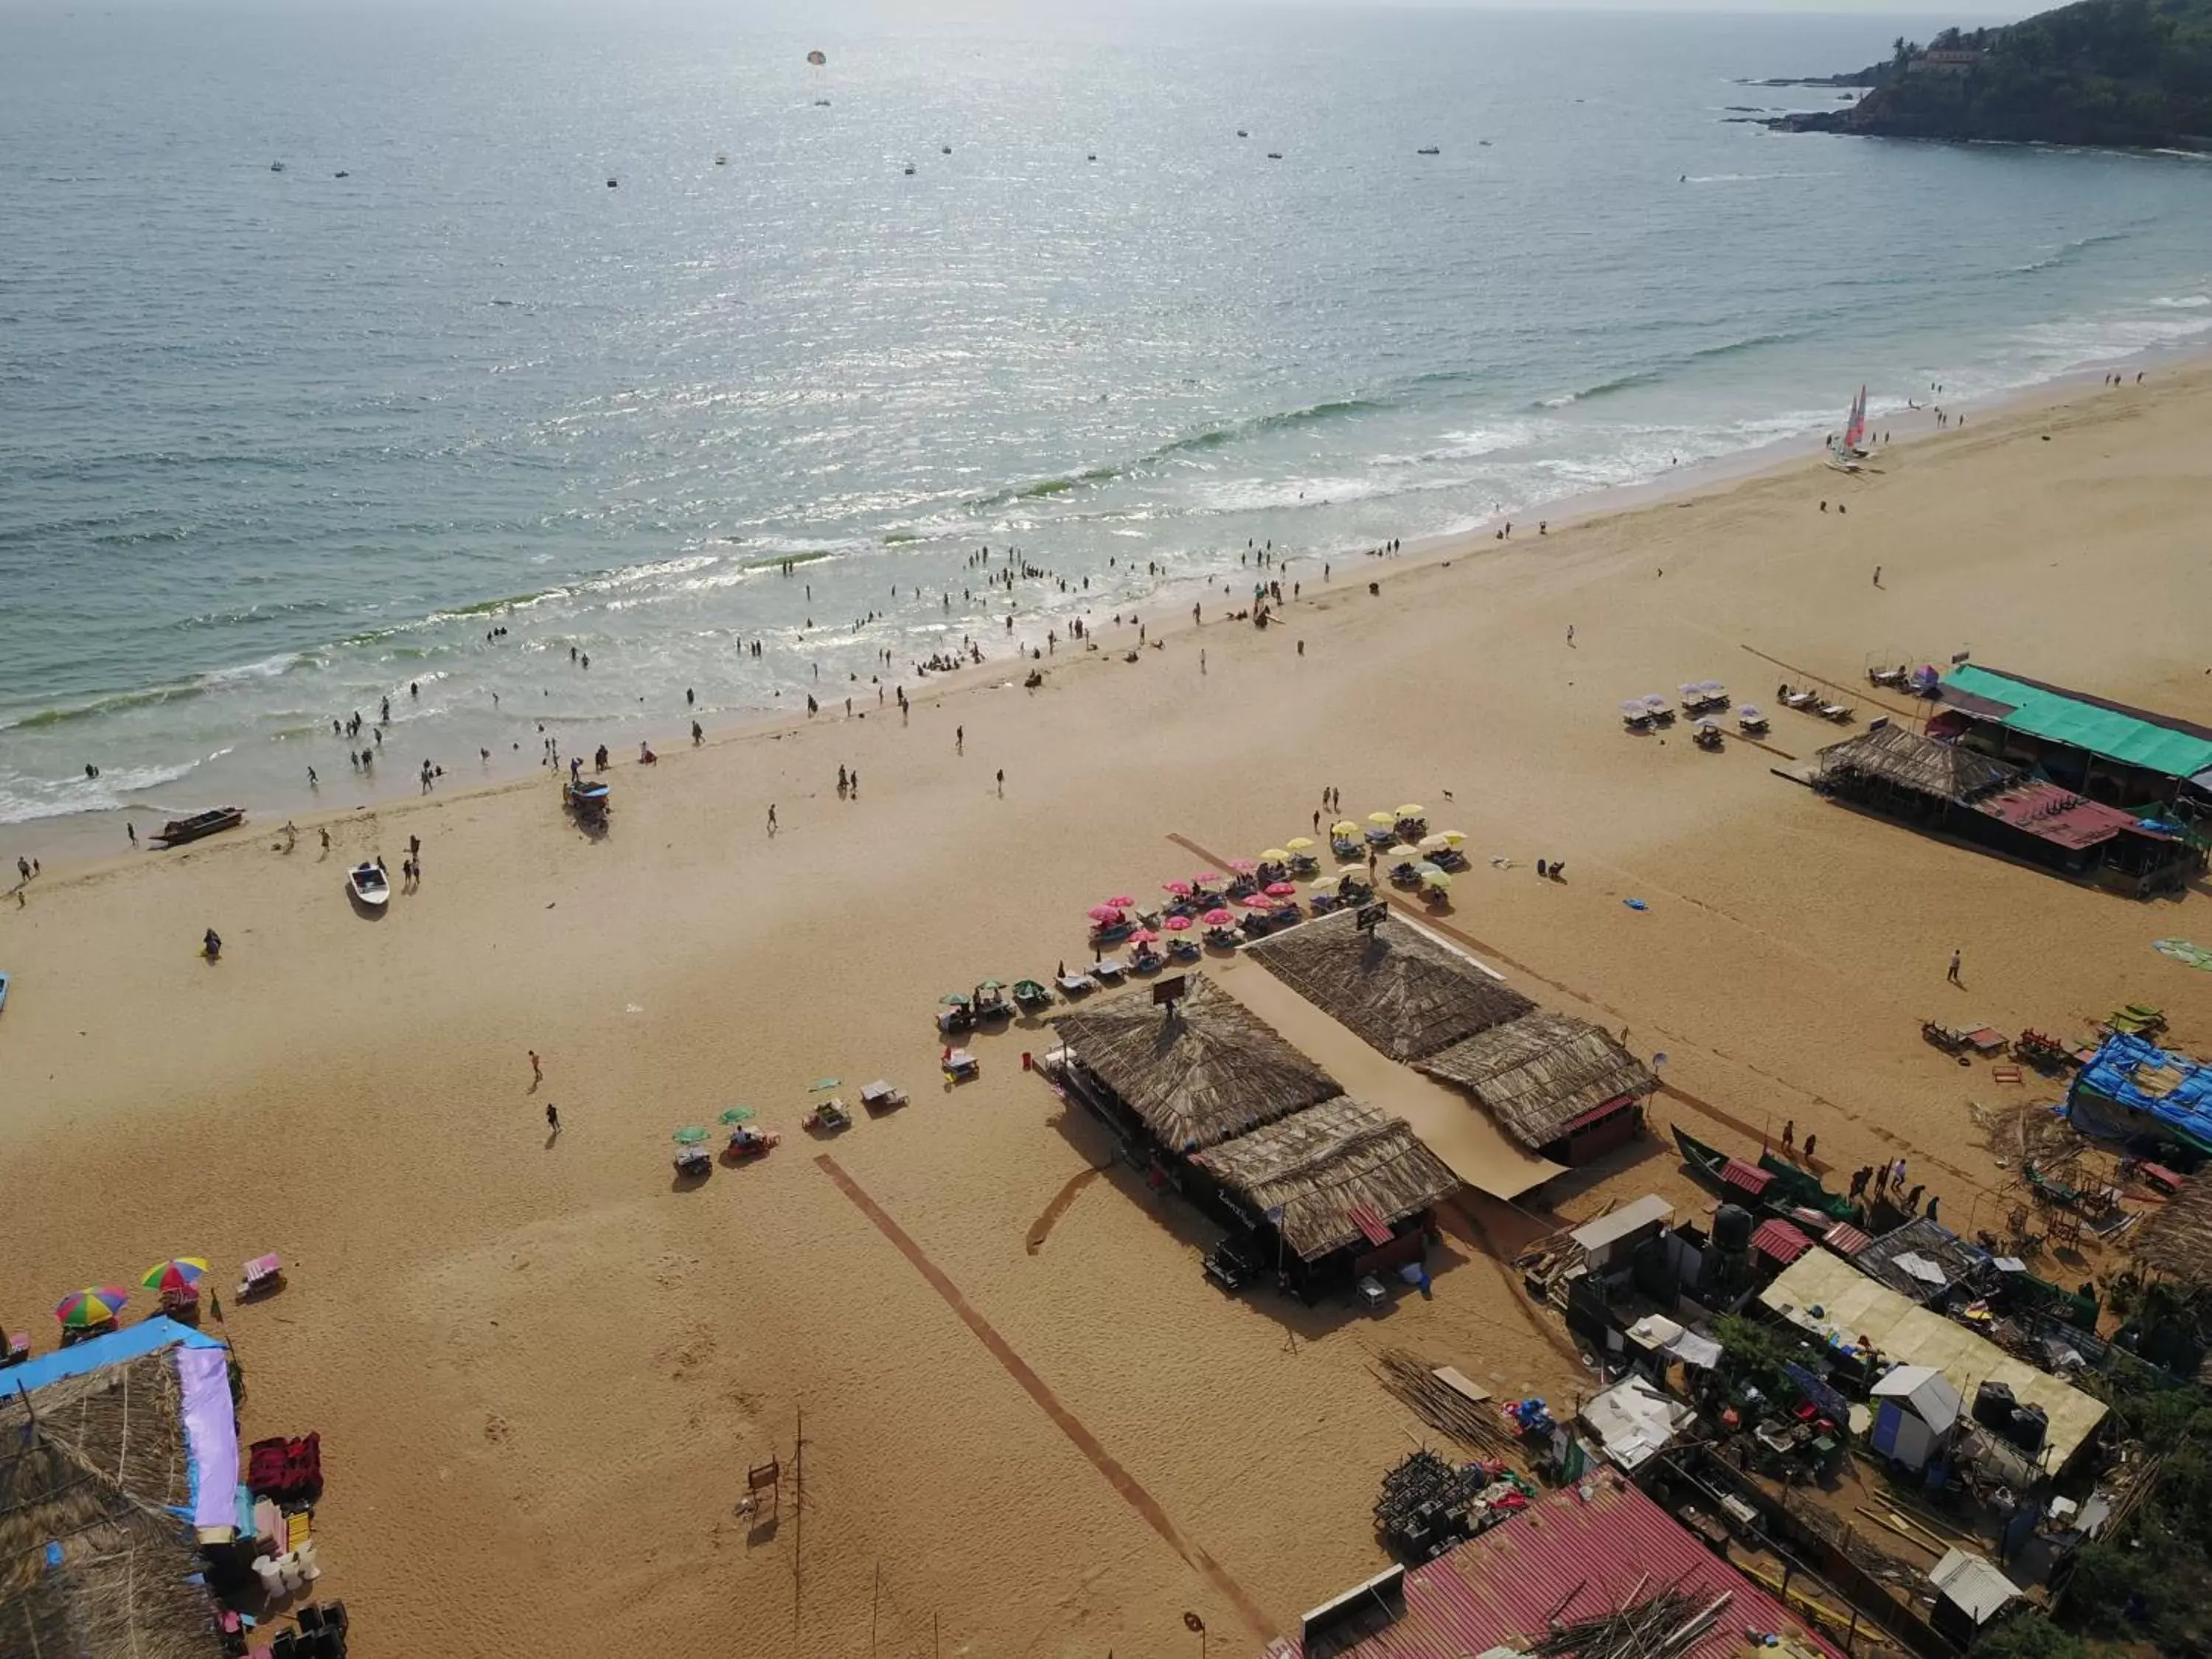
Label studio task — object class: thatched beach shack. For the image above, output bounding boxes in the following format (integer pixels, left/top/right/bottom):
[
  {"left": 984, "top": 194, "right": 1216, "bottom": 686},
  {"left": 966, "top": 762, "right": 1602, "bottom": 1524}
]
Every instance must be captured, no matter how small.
[
  {"left": 2129, "top": 1169, "right": 2212, "bottom": 1288},
  {"left": 1416, "top": 1009, "right": 1658, "bottom": 1164},
  {"left": 1242, "top": 910, "right": 1533, "bottom": 1064},
  {"left": 1049, "top": 975, "right": 1463, "bottom": 1291},
  {"left": 0, "top": 1317, "right": 240, "bottom": 1659},
  {"left": 1812, "top": 723, "right": 2197, "bottom": 894},
  {"left": 1051, "top": 973, "right": 1341, "bottom": 1153},
  {"left": 1191, "top": 1098, "right": 1458, "bottom": 1283}
]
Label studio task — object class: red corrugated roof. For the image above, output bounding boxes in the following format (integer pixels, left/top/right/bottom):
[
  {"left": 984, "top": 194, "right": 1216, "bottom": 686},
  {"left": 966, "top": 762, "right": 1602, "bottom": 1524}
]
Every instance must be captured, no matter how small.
[
  {"left": 1823, "top": 1220, "right": 1876, "bottom": 1256},
  {"left": 1751, "top": 1217, "right": 1814, "bottom": 1265},
  {"left": 1720, "top": 1158, "right": 1772, "bottom": 1197},
  {"left": 1971, "top": 779, "right": 2139, "bottom": 851},
  {"left": 1293, "top": 1470, "right": 1842, "bottom": 1659}
]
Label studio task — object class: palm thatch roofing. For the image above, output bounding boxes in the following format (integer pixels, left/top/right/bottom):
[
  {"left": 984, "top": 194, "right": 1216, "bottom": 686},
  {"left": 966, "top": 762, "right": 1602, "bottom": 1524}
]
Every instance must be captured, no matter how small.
[
  {"left": 1192, "top": 1098, "right": 1458, "bottom": 1262},
  {"left": 1052, "top": 973, "right": 1341, "bottom": 1150},
  {"left": 2130, "top": 1173, "right": 2212, "bottom": 1286},
  {"left": 1417, "top": 1011, "right": 1658, "bottom": 1150},
  {"left": 0, "top": 1352, "right": 228, "bottom": 1659},
  {"left": 1243, "top": 909, "right": 1534, "bottom": 1062},
  {"left": 1815, "top": 724, "right": 2017, "bottom": 802}
]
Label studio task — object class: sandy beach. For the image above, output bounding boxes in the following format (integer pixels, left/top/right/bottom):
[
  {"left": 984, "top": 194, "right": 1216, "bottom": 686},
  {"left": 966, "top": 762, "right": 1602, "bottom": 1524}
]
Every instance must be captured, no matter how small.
[{"left": 5, "top": 364, "right": 2212, "bottom": 1657}]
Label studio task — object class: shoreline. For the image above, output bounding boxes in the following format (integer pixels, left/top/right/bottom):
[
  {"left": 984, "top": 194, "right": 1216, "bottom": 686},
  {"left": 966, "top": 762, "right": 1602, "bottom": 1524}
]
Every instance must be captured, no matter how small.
[
  {"left": 15, "top": 344, "right": 2205, "bottom": 881},
  {"left": 6, "top": 351, "right": 2212, "bottom": 1655}
]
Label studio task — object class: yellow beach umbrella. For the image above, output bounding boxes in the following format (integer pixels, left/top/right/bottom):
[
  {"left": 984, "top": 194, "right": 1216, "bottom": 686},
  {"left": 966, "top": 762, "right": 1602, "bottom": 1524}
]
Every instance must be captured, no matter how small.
[
  {"left": 1419, "top": 833, "right": 1450, "bottom": 852},
  {"left": 1309, "top": 875, "right": 1339, "bottom": 892},
  {"left": 1261, "top": 848, "right": 1291, "bottom": 863},
  {"left": 1388, "top": 844, "right": 1422, "bottom": 859},
  {"left": 1284, "top": 836, "right": 1315, "bottom": 851},
  {"left": 1367, "top": 812, "right": 1397, "bottom": 827},
  {"left": 1422, "top": 869, "right": 1452, "bottom": 889},
  {"left": 1332, "top": 821, "right": 1360, "bottom": 837},
  {"left": 1397, "top": 804, "right": 1425, "bottom": 818},
  {"left": 1441, "top": 830, "right": 1466, "bottom": 846}
]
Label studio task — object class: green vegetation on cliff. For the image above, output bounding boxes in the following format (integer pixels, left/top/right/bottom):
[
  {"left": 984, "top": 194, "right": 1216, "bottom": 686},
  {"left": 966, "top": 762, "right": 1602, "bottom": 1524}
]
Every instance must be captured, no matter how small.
[{"left": 1784, "top": 0, "right": 2212, "bottom": 147}]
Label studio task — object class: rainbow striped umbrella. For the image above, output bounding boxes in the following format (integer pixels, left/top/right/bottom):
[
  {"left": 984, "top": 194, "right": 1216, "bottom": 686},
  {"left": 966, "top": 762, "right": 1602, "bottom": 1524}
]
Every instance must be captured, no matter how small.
[
  {"left": 55, "top": 1287, "right": 129, "bottom": 1328},
  {"left": 139, "top": 1258, "right": 209, "bottom": 1295}
]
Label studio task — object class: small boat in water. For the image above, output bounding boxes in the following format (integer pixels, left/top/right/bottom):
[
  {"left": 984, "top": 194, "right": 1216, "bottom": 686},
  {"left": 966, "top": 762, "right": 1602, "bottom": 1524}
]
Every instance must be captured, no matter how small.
[
  {"left": 1416, "top": 146, "right": 1439, "bottom": 156},
  {"left": 150, "top": 807, "right": 244, "bottom": 849},
  {"left": 941, "top": 145, "right": 951, "bottom": 155},
  {"left": 714, "top": 153, "right": 727, "bottom": 166},
  {"left": 347, "top": 862, "right": 389, "bottom": 909},
  {"left": 902, "top": 163, "right": 915, "bottom": 175},
  {"left": 270, "top": 161, "right": 285, "bottom": 173},
  {"left": 1265, "top": 151, "right": 1283, "bottom": 160},
  {"left": 1237, "top": 129, "right": 1248, "bottom": 138}
]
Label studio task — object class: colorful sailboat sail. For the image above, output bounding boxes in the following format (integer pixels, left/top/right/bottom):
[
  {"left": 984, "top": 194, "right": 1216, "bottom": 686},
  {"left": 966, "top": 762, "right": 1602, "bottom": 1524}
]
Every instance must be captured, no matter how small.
[{"left": 1843, "top": 384, "right": 1868, "bottom": 453}]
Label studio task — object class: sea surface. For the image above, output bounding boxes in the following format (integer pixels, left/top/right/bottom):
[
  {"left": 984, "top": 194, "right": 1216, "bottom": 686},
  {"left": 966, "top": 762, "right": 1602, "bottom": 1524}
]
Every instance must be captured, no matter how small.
[{"left": 5, "top": 1, "right": 2211, "bottom": 832}]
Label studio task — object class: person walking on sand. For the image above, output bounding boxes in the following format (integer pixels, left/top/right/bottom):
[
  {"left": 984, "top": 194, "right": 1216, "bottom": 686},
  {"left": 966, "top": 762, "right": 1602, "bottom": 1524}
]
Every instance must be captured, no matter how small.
[
  {"left": 1872, "top": 566, "right": 1882, "bottom": 587},
  {"left": 1804, "top": 1132, "right": 1817, "bottom": 1161},
  {"left": 1947, "top": 947, "right": 1962, "bottom": 985},
  {"left": 127, "top": 823, "right": 137, "bottom": 847},
  {"left": 1566, "top": 625, "right": 1574, "bottom": 646},
  {"left": 767, "top": 804, "right": 778, "bottom": 835},
  {"left": 546, "top": 1102, "right": 560, "bottom": 1134},
  {"left": 1781, "top": 1119, "right": 1795, "bottom": 1154},
  {"left": 956, "top": 726, "right": 964, "bottom": 754},
  {"left": 995, "top": 768, "right": 1005, "bottom": 797},
  {"left": 529, "top": 1050, "right": 543, "bottom": 1089}
]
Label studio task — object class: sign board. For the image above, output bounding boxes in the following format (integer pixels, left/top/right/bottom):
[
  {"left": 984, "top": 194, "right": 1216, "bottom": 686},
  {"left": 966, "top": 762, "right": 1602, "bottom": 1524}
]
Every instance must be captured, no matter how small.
[
  {"left": 1354, "top": 902, "right": 1388, "bottom": 932},
  {"left": 1152, "top": 974, "right": 1188, "bottom": 1006},
  {"left": 1951, "top": 650, "right": 1972, "bottom": 665}
]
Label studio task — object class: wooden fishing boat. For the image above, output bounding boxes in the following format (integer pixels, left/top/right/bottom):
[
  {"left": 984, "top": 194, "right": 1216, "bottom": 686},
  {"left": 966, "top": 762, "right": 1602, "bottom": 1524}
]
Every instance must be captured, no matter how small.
[
  {"left": 345, "top": 862, "right": 389, "bottom": 909},
  {"left": 150, "top": 807, "right": 244, "bottom": 848}
]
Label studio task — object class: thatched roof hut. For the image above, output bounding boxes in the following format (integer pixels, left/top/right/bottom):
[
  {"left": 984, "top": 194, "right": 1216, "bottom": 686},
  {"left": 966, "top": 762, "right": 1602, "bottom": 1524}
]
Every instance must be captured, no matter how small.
[
  {"left": 1052, "top": 974, "right": 1341, "bottom": 1150},
  {"left": 2130, "top": 1173, "right": 2212, "bottom": 1286},
  {"left": 1418, "top": 1011, "right": 1658, "bottom": 1150},
  {"left": 1193, "top": 1099, "right": 1458, "bottom": 1262},
  {"left": 1815, "top": 724, "right": 2017, "bottom": 801},
  {"left": 1243, "top": 910, "right": 1533, "bottom": 1062},
  {"left": 0, "top": 1352, "right": 228, "bottom": 1659}
]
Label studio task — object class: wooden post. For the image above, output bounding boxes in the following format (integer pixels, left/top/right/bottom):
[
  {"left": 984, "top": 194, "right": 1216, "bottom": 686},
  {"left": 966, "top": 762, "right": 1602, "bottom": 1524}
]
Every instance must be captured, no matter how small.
[
  {"left": 792, "top": 1405, "right": 804, "bottom": 1638},
  {"left": 1845, "top": 1601, "right": 1860, "bottom": 1656}
]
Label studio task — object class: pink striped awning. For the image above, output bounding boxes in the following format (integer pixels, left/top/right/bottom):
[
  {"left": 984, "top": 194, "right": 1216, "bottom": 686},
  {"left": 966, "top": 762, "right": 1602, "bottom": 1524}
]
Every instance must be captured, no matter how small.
[
  {"left": 1346, "top": 1203, "right": 1393, "bottom": 1248},
  {"left": 1751, "top": 1217, "right": 1814, "bottom": 1265},
  {"left": 1719, "top": 1158, "right": 1773, "bottom": 1197}
]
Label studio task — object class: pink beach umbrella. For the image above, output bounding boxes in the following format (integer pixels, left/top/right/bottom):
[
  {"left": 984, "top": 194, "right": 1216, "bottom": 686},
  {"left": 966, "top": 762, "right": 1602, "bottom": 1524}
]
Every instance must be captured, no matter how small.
[
  {"left": 1086, "top": 904, "right": 1124, "bottom": 924},
  {"left": 1226, "top": 858, "right": 1259, "bottom": 873},
  {"left": 1239, "top": 893, "right": 1275, "bottom": 909},
  {"left": 1191, "top": 872, "right": 1222, "bottom": 887},
  {"left": 1128, "top": 928, "right": 1160, "bottom": 945},
  {"left": 1264, "top": 881, "right": 1298, "bottom": 897},
  {"left": 1161, "top": 879, "right": 1194, "bottom": 896},
  {"left": 1164, "top": 914, "right": 1193, "bottom": 931},
  {"left": 1103, "top": 895, "right": 1135, "bottom": 910},
  {"left": 1201, "top": 908, "right": 1237, "bottom": 927}
]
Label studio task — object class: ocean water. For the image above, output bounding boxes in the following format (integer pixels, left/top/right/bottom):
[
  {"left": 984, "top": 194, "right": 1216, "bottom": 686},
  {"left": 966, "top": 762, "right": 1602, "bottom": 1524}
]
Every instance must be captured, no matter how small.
[{"left": 4, "top": 2, "right": 2211, "bottom": 831}]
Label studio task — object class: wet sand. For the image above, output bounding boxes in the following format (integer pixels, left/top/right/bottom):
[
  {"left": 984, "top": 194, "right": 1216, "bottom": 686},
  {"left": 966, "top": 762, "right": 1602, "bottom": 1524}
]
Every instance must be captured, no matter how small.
[{"left": 3, "top": 364, "right": 2211, "bottom": 1655}]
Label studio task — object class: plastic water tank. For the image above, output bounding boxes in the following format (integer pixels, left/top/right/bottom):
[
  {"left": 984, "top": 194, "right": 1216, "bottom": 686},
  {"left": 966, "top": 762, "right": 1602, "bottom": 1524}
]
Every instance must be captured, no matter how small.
[{"left": 1714, "top": 1203, "right": 1754, "bottom": 1253}]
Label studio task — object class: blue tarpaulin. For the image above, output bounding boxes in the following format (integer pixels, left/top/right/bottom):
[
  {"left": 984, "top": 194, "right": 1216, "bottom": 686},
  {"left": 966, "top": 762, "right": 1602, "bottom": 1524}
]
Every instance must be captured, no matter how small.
[
  {"left": 2067, "top": 1034, "right": 2212, "bottom": 1158},
  {"left": 4, "top": 1315, "right": 226, "bottom": 1397}
]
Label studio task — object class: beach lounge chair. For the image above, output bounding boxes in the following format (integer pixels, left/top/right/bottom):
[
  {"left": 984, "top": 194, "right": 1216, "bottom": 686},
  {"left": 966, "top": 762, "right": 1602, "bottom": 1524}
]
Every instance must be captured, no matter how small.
[
  {"left": 1166, "top": 936, "right": 1200, "bottom": 960},
  {"left": 1330, "top": 835, "right": 1362, "bottom": 860},
  {"left": 1091, "top": 959, "right": 1126, "bottom": 983},
  {"left": 2, "top": 1333, "right": 27, "bottom": 1367},
  {"left": 861, "top": 1081, "right": 908, "bottom": 1113},
  {"left": 238, "top": 1253, "right": 282, "bottom": 1299},
  {"left": 1737, "top": 707, "right": 1770, "bottom": 737},
  {"left": 1622, "top": 709, "right": 1654, "bottom": 733},
  {"left": 1819, "top": 701, "right": 1854, "bottom": 723},
  {"left": 2107, "top": 1003, "right": 2166, "bottom": 1036},
  {"left": 942, "top": 1048, "right": 979, "bottom": 1082},
  {"left": 1055, "top": 971, "right": 1096, "bottom": 995},
  {"left": 1388, "top": 860, "right": 1420, "bottom": 888},
  {"left": 1781, "top": 686, "right": 1821, "bottom": 710},
  {"left": 159, "top": 1284, "right": 201, "bottom": 1319},
  {"left": 1130, "top": 948, "right": 1164, "bottom": 975},
  {"left": 804, "top": 1099, "right": 851, "bottom": 1133},
  {"left": 726, "top": 1126, "right": 779, "bottom": 1158}
]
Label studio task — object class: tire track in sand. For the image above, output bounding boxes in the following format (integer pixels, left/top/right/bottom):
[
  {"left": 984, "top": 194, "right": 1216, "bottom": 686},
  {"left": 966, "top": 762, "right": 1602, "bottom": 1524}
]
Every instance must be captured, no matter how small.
[{"left": 815, "top": 1153, "right": 1274, "bottom": 1642}]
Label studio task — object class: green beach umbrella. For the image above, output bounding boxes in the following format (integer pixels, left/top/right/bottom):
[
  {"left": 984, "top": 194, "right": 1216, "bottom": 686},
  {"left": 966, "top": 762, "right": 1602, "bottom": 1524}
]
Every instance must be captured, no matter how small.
[
  {"left": 808, "top": 1077, "right": 841, "bottom": 1091},
  {"left": 718, "top": 1107, "right": 757, "bottom": 1125},
  {"left": 672, "top": 1125, "right": 710, "bottom": 1145}
]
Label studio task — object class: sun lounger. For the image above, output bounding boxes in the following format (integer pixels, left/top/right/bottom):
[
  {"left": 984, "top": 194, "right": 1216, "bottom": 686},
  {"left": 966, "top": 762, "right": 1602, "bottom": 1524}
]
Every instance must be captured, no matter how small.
[
  {"left": 860, "top": 1081, "right": 908, "bottom": 1113},
  {"left": 2, "top": 1333, "right": 27, "bottom": 1367},
  {"left": 1781, "top": 686, "right": 1821, "bottom": 709},
  {"left": 238, "top": 1253, "right": 282, "bottom": 1299},
  {"left": 1055, "top": 972, "right": 1096, "bottom": 995},
  {"left": 1090, "top": 959, "right": 1126, "bottom": 982},
  {"left": 674, "top": 1146, "right": 713, "bottom": 1177},
  {"left": 1819, "top": 702, "right": 1854, "bottom": 722},
  {"left": 942, "top": 1048, "right": 979, "bottom": 1082}
]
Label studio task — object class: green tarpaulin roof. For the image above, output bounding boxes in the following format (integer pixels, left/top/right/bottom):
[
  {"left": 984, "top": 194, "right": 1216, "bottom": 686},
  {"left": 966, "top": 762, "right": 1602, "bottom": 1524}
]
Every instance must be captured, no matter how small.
[{"left": 1943, "top": 665, "right": 2212, "bottom": 782}]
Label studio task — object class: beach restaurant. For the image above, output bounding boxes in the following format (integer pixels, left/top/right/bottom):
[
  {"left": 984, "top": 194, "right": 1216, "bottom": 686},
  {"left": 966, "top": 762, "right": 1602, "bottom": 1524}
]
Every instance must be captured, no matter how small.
[
  {"left": 0, "top": 1318, "right": 239, "bottom": 1659},
  {"left": 1246, "top": 911, "right": 1657, "bottom": 1166},
  {"left": 1048, "top": 975, "right": 1456, "bottom": 1288},
  {"left": 1932, "top": 664, "right": 2212, "bottom": 813},
  {"left": 1812, "top": 722, "right": 2197, "bottom": 894},
  {"left": 2067, "top": 1032, "right": 2212, "bottom": 1161}
]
